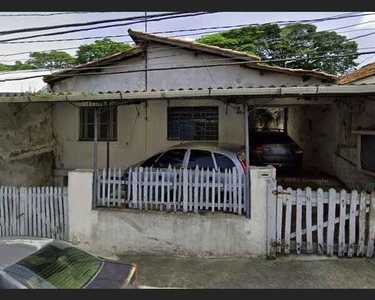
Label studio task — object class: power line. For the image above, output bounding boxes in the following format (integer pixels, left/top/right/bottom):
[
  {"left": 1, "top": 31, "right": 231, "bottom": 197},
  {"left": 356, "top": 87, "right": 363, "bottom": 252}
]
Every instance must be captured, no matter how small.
[
  {"left": 0, "top": 12, "right": 111, "bottom": 17},
  {"left": 0, "top": 12, "right": 374, "bottom": 63},
  {"left": 2, "top": 14, "right": 374, "bottom": 47},
  {"left": 2, "top": 49, "right": 371, "bottom": 82},
  {"left": 0, "top": 12, "right": 211, "bottom": 44},
  {"left": 0, "top": 12, "right": 190, "bottom": 37}
]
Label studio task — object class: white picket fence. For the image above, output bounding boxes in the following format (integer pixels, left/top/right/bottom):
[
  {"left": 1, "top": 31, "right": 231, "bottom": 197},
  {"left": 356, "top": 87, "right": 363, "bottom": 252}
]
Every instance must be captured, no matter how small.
[
  {"left": 267, "top": 180, "right": 375, "bottom": 259},
  {"left": 0, "top": 186, "right": 69, "bottom": 241},
  {"left": 96, "top": 166, "right": 246, "bottom": 215}
]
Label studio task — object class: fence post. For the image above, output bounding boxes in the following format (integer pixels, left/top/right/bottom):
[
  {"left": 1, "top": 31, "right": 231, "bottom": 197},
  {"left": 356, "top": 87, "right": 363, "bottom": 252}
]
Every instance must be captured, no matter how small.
[
  {"left": 183, "top": 168, "right": 188, "bottom": 213},
  {"left": 67, "top": 170, "right": 94, "bottom": 245},
  {"left": 266, "top": 179, "right": 277, "bottom": 260}
]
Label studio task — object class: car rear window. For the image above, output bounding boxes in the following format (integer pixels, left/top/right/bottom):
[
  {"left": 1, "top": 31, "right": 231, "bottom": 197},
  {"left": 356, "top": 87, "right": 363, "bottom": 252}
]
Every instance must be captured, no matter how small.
[
  {"left": 152, "top": 149, "right": 187, "bottom": 168},
  {"left": 188, "top": 150, "right": 215, "bottom": 169},
  {"left": 4, "top": 240, "right": 103, "bottom": 289},
  {"left": 250, "top": 132, "right": 294, "bottom": 144},
  {"left": 214, "top": 153, "right": 235, "bottom": 170}
]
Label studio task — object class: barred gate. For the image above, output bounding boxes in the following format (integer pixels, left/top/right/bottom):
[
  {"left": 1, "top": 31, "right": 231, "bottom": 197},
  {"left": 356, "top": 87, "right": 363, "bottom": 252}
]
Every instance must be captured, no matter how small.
[
  {"left": 96, "top": 166, "right": 246, "bottom": 215},
  {"left": 0, "top": 186, "right": 69, "bottom": 241},
  {"left": 267, "top": 180, "right": 375, "bottom": 259}
]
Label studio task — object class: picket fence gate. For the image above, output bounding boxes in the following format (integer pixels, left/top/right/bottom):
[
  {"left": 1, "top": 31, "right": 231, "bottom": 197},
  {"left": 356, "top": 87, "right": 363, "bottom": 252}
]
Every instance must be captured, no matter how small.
[
  {"left": 0, "top": 186, "right": 69, "bottom": 241},
  {"left": 267, "top": 180, "right": 375, "bottom": 259},
  {"left": 96, "top": 166, "right": 246, "bottom": 215}
]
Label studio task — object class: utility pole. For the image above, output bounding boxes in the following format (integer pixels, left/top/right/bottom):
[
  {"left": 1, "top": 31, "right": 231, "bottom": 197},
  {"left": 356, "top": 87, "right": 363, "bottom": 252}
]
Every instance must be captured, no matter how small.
[{"left": 145, "top": 12, "right": 147, "bottom": 33}]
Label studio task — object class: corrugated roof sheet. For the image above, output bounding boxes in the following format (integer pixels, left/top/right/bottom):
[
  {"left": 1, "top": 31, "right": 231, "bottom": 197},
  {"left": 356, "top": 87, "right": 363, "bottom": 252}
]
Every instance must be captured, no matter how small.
[
  {"left": 0, "top": 83, "right": 374, "bottom": 99},
  {"left": 339, "top": 62, "right": 375, "bottom": 84}
]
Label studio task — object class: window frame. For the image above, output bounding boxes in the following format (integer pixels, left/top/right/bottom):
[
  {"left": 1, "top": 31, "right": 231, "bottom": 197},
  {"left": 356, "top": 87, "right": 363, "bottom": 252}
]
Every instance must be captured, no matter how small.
[
  {"left": 79, "top": 106, "right": 118, "bottom": 142},
  {"left": 353, "top": 130, "right": 375, "bottom": 177},
  {"left": 167, "top": 106, "right": 219, "bottom": 141}
]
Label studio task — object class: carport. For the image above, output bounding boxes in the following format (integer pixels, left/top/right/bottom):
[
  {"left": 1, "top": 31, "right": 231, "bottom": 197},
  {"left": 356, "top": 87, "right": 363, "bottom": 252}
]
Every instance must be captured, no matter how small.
[{"left": 1, "top": 83, "right": 374, "bottom": 218}]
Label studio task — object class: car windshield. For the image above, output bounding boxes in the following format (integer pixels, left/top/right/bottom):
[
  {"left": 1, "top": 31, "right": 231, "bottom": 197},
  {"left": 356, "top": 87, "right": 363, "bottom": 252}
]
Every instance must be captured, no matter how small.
[{"left": 4, "top": 240, "right": 103, "bottom": 289}]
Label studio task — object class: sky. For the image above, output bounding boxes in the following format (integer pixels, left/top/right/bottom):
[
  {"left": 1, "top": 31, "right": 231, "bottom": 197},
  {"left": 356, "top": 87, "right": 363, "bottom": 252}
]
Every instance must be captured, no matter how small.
[{"left": 0, "top": 11, "right": 375, "bottom": 70}]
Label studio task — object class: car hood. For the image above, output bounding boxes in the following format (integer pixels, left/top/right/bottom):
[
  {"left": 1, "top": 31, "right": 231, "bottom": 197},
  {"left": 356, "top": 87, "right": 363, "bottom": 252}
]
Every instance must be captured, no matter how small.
[{"left": 84, "top": 260, "right": 136, "bottom": 289}]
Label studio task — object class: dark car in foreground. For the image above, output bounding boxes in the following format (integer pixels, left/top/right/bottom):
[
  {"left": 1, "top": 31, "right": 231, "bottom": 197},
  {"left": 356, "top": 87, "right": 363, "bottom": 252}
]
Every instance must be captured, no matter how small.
[
  {"left": 0, "top": 237, "right": 137, "bottom": 289},
  {"left": 249, "top": 129, "right": 303, "bottom": 172}
]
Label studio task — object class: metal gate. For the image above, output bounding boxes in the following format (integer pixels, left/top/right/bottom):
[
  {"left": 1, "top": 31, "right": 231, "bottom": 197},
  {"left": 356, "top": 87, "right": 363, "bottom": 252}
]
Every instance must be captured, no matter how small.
[{"left": 267, "top": 180, "right": 375, "bottom": 259}]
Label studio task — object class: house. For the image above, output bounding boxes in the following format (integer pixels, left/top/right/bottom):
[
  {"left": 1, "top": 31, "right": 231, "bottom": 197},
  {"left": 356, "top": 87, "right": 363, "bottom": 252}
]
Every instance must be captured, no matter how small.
[
  {"left": 42, "top": 29, "right": 335, "bottom": 186},
  {"left": 1, "top": 30, "right": 375, "bottom": 192},
  {"left": 2, "top": 31, "right": 375, "bottom": 258}
]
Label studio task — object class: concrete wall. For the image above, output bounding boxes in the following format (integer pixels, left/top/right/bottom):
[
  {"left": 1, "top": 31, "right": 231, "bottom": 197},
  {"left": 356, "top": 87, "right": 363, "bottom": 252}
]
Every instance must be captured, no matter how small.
[
  {"left": 68, "top": 167, "right": 276, "bottom": 258},
  {"left": 287, "top": 98, "right": 375, "bottom": 190},
  {"left": 0, "top": 103, "right": 55, "bottom": 186}
]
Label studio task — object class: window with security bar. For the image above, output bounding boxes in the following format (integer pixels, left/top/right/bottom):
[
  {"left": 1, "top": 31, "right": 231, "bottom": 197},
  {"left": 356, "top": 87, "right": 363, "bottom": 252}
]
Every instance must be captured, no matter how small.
[
  {"left": 79, "top": 107, "right": 117, "bottom": 141},
  {"left": 167, "top": 106, "right": 219, "bottom": 141}
]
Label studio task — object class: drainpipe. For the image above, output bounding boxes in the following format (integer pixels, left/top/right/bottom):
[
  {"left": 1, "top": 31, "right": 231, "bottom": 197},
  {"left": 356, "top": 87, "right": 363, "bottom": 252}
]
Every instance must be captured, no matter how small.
[{"left": 244, "top": 104, "right": 251, "bottom": 218}]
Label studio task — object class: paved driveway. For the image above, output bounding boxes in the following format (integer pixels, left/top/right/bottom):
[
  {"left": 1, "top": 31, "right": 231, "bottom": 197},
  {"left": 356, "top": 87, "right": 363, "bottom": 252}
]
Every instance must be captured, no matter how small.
[{"left": 118, "top": 254, "right": 375, "bottom": 289}]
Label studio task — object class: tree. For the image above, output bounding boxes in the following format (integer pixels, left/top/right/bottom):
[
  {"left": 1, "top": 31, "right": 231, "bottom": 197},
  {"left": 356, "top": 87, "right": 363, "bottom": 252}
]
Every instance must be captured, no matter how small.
[
  {"left": 0, "top": 63, "right": 12, "bottom": 72},
  {"left": 26, "top": 50, "right": 75, "bottom": 69},
  {"left": 76, "top": 37, "right": 131, "bottom": 64},
  {"left": 197, "top": 23, "right": 358, "bottom": 75}
]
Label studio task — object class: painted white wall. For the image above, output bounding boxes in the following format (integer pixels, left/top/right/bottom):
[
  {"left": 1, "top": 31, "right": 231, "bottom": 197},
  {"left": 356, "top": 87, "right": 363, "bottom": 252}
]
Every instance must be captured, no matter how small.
[
  {"left": 67, "top": 166, "right": 276, "bottom": 258},
  {"left": 53, "top": 99, "right": 244, "bottom": 171}
]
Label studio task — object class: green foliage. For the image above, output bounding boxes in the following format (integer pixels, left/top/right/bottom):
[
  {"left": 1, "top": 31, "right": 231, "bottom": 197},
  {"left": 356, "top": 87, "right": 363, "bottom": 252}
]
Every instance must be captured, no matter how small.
[
  {"left": 27, "top": 50, "right": 75, "bottom": 69},
  {"left": 76, "top": 37, "right": 131, "bottom": 64},
  {"left": 197, "top": 23, "right": 359, "bottom": 75},
  {"left": 0, "top": 63, "right": 12, "bottom": 71}
]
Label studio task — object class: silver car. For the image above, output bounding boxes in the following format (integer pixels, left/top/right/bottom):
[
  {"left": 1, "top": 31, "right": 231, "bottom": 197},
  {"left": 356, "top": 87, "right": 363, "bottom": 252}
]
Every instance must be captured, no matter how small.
[
  {"left": 126, "top": 142, "right": 247, "bottom": 174},
  {"left": 0, "top": 237, "right": 137, "bottom": 289}
]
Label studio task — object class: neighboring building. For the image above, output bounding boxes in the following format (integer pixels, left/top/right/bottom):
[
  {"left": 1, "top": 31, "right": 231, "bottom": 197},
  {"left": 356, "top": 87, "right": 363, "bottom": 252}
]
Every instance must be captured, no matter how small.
[
  {"left": 0, "top": 69, "right": 59, "bottom": 186},
  {"left": 338, "top": 62, "right": 375, "bottom": 85},
  {"left": 286, "top": 62, "right": 375, "bottom": 190},
  {"left": 0, "top": 69, "right": 56, "bottom": 93}
]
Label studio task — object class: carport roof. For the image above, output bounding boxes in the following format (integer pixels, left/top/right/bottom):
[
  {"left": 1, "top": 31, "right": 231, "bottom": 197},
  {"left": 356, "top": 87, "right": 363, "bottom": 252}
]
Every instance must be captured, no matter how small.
[{"left": 1, "top": 84, "right": 375, "bottom": 104}]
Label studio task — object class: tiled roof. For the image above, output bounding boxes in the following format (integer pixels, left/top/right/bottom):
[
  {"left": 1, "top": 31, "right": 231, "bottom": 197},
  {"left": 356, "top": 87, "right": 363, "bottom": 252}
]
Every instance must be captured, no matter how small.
[
  {"left": 128, "top": 29, "right": 261, "bottom": 61},
  {"left": 44, "top": 47, "right": 143, "bottom": 84},
  {"left": 339, "top": 62, "right": 375, "bottom": 84},
  {"left": 128, "top": 30, "right": 336, "bottom": 82},
  {"left": 44, "top": 30, "right": 336, "bottom": 84}
]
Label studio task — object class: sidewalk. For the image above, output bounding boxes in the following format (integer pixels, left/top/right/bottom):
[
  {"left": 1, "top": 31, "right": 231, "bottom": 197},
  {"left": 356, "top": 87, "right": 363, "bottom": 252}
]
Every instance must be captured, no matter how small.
[{"left": 118, "top": 254, "right": 375, "bottom": 289}]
